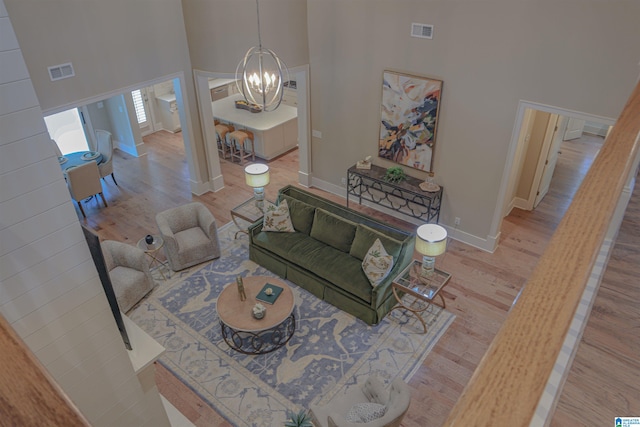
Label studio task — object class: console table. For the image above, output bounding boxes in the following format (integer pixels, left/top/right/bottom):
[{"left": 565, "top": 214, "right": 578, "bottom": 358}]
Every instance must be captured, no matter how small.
[{"left": 347, "top": 164, "right": 442, "bottom": 223}]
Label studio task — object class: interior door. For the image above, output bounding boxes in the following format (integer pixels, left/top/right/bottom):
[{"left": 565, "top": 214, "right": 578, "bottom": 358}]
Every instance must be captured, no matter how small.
[
  {"left": 534, "top": 115, "right": 562, "bottom": 208},
  {"left": 563, "top": 117, "right": 585, "bottom": 140}
]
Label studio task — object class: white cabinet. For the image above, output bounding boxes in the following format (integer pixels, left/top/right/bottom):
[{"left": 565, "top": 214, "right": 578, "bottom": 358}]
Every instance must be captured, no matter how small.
[
  {"left": 209, "top": 79, "right": 238, "bottom": 102},
  {"left": 156, "top": 95, "right": 181, "bottom": 133}
]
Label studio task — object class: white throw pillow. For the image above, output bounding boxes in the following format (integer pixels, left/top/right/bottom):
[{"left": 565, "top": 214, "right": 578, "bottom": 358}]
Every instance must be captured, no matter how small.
[
  {"left": 362, "top": 238, "right": 394, "bottom": 287},
  {"left": 262, "top": 199, "right": 295, "bottom": 232},
  {"left": 345, "top": 402, "right": 387, "bottom": 423}
]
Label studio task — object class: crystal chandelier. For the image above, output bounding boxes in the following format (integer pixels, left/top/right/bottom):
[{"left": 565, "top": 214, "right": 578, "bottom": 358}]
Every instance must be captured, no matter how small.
[{"left": 235, "top": 0, "right": 289, "bottom": 112}]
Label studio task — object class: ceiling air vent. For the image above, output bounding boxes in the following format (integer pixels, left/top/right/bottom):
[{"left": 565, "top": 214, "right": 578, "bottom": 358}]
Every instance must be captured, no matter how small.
[
  {"left": 411, "top": 23, "right": 433, "bottom": 39},
  {"left": 48, "top": 62, "right": 75, "bottom": 81}
]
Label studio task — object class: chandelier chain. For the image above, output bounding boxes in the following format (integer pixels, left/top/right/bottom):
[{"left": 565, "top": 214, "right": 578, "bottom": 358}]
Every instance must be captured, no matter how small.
[{"left": 255, "top": 0, "right": 262, "bottom": 48}]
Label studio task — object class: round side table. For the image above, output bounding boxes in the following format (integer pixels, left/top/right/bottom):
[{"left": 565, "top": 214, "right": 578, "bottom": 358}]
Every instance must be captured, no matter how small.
[{"left": 136, "top": 235, "right": 170, "bottom": 280}]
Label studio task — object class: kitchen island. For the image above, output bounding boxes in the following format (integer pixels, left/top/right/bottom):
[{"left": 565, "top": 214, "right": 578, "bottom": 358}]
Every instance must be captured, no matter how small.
[{"left": 211, "top": 94, "right": 298, "bottom": 161}]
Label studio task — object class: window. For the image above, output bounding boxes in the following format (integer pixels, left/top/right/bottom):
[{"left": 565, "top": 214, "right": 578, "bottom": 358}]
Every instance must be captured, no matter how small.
[{"left": 131, "top": 90, "right": 147, "bottom": 124}]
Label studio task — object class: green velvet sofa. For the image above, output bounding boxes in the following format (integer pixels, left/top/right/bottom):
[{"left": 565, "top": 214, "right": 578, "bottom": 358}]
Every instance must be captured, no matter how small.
[{"left": 248, "top": 185, "right": 415, "bottom": 325}]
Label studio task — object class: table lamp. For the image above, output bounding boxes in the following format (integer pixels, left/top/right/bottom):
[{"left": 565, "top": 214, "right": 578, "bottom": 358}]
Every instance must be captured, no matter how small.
[
  {"left": 415, "top": 223, "right": 447, "bottom": 276},
  {"left": 244, "top": 163, "right": 270, "bottom": 207}
]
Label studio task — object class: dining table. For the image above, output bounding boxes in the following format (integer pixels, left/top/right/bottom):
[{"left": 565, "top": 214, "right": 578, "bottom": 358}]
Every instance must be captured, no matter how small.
[{"left": 58, "top": 151, "right": 104, "bottom": 173}]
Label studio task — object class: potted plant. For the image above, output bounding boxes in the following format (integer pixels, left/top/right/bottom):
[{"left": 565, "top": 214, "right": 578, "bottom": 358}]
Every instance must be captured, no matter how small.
[
  {"left": 383, "top": 166, "right": 407, "bottom": 183},
  {"left": 284, "top": 409, "right": 313, "bottom": 427}
]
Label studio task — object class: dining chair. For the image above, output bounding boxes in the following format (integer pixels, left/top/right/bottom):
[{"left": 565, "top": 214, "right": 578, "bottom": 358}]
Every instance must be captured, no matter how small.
[
  {"left": 95, "top": 129, "right": 118, "bottom": 185},
  {"left": 66, "top": 162, "right": 108, "bottom": 218}
]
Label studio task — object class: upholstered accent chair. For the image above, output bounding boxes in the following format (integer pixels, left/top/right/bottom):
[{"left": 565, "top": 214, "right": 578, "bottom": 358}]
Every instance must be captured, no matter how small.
[
  {"left": 155, "top": 202, "right": 221, "bottom": 271},
  {"left": 310, "top": 376, "right": 411, "bottom": 427},
  {"left": 65, "top": 161, "right": 107, "bottom": 218},
  {"left": 101, "top": 240, "right": 155, "bottom": 313},
  {"left": 95, "top": 129, "right": 117, "bottom": 185}
]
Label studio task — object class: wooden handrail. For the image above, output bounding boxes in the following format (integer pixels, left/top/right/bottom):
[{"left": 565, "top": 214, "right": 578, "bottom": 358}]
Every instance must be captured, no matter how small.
[
  {"left": 444, "top": 80, "right": 640, "bottom": 426},
  {"left": 0, "top": 313, "right": 91, "bottom": 426}
]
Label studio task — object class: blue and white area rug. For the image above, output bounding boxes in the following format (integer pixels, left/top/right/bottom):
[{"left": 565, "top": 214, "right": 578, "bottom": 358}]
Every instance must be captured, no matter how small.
[{"left": 129, "top": 222, "right": 455, "bottom": 427}]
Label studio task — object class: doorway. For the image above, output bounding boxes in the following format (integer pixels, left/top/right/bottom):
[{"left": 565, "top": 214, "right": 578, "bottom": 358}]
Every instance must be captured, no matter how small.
[
  {"left": 493, "top": 101, "right": 615, "bottom": 245},
  {"left": 194, "top": 66, "right": 311, "bottom": 193}
]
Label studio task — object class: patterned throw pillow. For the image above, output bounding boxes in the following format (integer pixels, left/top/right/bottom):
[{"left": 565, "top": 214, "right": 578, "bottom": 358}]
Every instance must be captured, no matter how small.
[
  {"left": 361, "top": 238, "right": 394, "bottom": 287},
  {"left": 262, "top": 199, "right": 295, "bottom": 232},
  {"left": 345, "top": 402, "right": 387, "bottom": 423}
]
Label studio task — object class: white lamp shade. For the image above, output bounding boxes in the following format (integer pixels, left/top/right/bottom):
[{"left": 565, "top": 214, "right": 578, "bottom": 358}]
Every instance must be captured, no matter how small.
[
  {"left": 244, "top": 163, "right": 270, "bottom": 188},
  {"left": 415, "top": 224, "right": 447, "bottom": 257}
]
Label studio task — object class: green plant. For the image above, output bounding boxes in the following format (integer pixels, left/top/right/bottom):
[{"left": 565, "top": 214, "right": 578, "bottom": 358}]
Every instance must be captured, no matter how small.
[
  {"left": 383, "top": 166, "right": 407, "bottom": 183},
  {"left": 284, "top": 409, "right": 313, "bottom": 427}
]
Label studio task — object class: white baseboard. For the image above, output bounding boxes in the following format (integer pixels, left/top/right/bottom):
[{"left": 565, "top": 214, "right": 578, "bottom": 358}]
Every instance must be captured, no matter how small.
[
  {"left": 189, "top": 179, "right": 210, "bottom": 196},
  {"left": 512, "top": 197, "right": 530, "bottom": 211},
  {"left": 298, "top": 170, "right": 312, "bottom": 187},
  {"left": 210, "top": 173, "right": 225, "bottom": 192}
]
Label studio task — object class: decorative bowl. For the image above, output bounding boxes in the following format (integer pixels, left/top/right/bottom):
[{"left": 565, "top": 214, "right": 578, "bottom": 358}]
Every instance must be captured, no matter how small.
[{"left": 252, "top": 303, "right": 266, "bottom": 319}]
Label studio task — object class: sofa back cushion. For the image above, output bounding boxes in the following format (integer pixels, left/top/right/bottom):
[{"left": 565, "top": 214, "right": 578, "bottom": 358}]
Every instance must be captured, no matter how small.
[
  {"left": 310, "top": 208, "right": 357, "bottom": 253},
  {"left": 350, "top": 224, "right": 404, "bottom": 261},
  {"left": 281, "top": 195, "right": 316, "bottom": 235}
]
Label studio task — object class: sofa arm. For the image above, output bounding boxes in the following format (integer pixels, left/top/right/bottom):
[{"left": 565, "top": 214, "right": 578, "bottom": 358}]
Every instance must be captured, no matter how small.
[{"left": 248, "top": 218, "right": 264, "bottom": 240}]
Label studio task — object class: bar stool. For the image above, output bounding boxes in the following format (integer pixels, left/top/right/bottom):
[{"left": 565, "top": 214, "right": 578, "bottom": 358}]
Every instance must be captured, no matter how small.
[
  {"left": 228, "top": 129, "right": 255, "bottom": 165},
  {"left": 215, "top": 122, "right": 235, "bottom": 159}
]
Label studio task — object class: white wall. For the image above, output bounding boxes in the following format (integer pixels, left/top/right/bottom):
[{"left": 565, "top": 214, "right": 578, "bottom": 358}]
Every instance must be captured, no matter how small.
[
  {"left": 306, "top": 0, "right": 640, "bottom": 248},
  {"left": 4, "top": 0, "right": 210, "bottom": 190},
  {"left": 0, "top": 2, "right": 169, "bottom": 425}
]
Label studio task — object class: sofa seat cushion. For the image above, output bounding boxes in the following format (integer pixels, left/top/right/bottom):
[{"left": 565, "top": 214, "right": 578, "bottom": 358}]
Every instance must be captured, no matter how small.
[
  {"left": 281, "top": 195, "right": 316, "bottom": 235},
  {"left": 350, "top": 224, "right": 404, "bottom": 261},
  {"left": 289, "top": 241, "right": 372, "bottom": 303},
  {"left": 252, "top": 230, "right": 311, "bottom": 260},
  {"left": 309, "top": 208, "right": 357, "bottom": 253},
  {"left": 256, "top": 231, "right": 373, "bottom": 303}
]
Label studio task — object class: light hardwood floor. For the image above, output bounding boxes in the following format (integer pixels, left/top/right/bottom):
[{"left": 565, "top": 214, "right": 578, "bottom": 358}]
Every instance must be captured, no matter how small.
[{"left": 82, "top": 131, "right": 638, "bottom": 426}]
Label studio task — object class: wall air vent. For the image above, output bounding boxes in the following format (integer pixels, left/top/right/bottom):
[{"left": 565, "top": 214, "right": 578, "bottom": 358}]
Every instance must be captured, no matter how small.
[
  {"left": 47, "top": 62, "right": 75, "bottom": 81},
  {"left": 411, "top": 23, "right": 434, "bottom": 39}
]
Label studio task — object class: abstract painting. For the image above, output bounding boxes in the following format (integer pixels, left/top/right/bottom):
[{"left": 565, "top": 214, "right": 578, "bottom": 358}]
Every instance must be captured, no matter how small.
[{"left": 379, "top": 71, "right": 442, "bottom": 172}]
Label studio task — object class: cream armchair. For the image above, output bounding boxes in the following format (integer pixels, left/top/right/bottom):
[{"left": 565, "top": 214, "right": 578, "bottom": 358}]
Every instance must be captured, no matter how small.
[
  {"left": 310, "top": 377, "right": 411, "bottom": 427},
  {"left": 101, "top": 240, "right": 155, "bottom": 313},
  {"left": 155, "top": 202, "right": 221, "bottom": 271}
]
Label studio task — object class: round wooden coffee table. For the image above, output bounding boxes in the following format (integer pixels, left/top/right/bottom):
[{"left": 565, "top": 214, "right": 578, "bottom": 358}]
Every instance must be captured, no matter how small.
[{"left": 217, "top": 276, "right": 295, "bottom": 354}]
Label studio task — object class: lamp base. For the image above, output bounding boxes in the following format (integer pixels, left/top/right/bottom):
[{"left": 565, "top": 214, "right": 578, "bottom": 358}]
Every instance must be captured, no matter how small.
[
  {"left": 253, "top": 187, "right": 265, "bottom": 211},
  {"left": 420, "top": 256, "right": 436, "bottom": 277}
]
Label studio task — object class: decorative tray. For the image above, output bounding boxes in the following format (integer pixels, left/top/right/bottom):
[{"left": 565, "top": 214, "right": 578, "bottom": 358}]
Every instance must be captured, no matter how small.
[
  {"left": 82, "top": 151, "right": 100, "bottom": 160},
  {"left": 419, "top": 181, "right": 440, "bottom": 192},
  {"left": 235, "top": 100, "right": 262, "bottom": 113}
]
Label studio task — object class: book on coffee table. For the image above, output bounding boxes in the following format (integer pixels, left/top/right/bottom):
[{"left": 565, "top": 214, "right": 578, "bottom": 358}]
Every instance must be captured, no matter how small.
[{"left": 256, "top": 283, "right": 283, "bottom": 305}]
